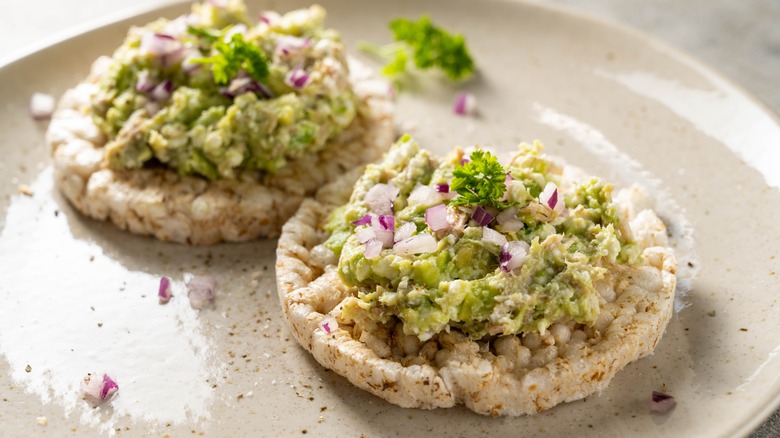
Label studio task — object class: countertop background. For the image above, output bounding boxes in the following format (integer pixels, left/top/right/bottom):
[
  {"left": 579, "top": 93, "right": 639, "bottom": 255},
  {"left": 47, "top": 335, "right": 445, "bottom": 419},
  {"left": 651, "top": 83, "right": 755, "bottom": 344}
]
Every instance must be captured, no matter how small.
[{"left": 0, "top": 0, "right": 778, "bottom": 436}]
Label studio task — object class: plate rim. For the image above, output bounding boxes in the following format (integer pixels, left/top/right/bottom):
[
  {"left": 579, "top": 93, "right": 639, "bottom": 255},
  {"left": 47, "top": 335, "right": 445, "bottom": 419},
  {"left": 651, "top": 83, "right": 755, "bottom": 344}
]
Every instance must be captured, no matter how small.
[{"left": 1, "top": 0, "right": 778, "bottom": 436}]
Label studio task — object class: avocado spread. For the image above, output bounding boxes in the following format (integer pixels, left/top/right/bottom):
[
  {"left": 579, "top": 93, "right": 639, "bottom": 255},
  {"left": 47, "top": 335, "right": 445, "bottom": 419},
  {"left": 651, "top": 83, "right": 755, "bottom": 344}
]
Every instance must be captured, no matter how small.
[
  {"left": 324, "top": 135, "right": 641, "bottom": 341},
  {"left": 90, "top": 0, "right": 356, "bottom": 179}
]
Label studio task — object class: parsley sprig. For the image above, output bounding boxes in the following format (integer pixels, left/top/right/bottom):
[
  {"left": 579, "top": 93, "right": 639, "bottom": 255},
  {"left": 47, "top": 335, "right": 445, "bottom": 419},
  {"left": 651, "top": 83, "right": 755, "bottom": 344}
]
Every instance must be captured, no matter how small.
[
  {"left": 360, "top": 16, "right": 475, "bottom": 81},
  {"left": 450, "top": 150, "right": 509, "bottom": 209},
  {"left": 189, "top": 27, "right": 268, "bottom": 85}
]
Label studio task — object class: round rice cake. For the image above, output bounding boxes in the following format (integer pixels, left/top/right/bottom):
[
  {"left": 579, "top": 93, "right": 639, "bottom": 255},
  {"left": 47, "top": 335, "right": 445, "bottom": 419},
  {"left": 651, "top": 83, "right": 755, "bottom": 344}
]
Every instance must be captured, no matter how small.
[
  {"left": 276, "top": 143, "right": 677, "bottom": 416},
  {"left": 47, "top": 55, "right": 394, "bottom": 245}
]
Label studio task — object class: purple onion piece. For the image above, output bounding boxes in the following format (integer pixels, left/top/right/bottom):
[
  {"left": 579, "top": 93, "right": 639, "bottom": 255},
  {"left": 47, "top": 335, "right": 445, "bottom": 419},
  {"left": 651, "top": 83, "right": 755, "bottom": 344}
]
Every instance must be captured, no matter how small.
[
  {"left": 158, "top": 276, "right": 172, "bottom": 304},
  {"left": 186, "top": 275, "right": 216, "bottom": 309},
  {"left": 549, "top": 189, "right": 558, "bottom": 210},
  {"left": 285, "top": 66, "right": 310, "bottom": 89},
  {"left": 364, "top": 239, "right": 383, "bottom": 259},
  {"left": 453, "top": 92, "right": 476, "bottom": 116},
  {"left": 377, "top": 215, "right": 395, "bottom": 231},
  {"left": 472, "top": 206, "right": 494, "bottom": 226},
  {"left": 150, "top": 80, "right": 174, "bottom": 102},
  {"left": 650, "top": 391, "right": 677, "bottom": 414},
  {"left": 499, "top": 241, "right": 529, "bottom": 272},
  {"left": 425, "top": 204, "right": 449, "bottom": 232},
  {"left": 435, "top": 184, "right": 450, "bottom": 193},
  {"left": 99, "top": 374, "right": 119, "bottom": 400},
  {"left": 352, "top": 214, "right": 372, "bottom": 226},
  {"left": 135, "top": 71, "right": 157, "bottom": 92}
]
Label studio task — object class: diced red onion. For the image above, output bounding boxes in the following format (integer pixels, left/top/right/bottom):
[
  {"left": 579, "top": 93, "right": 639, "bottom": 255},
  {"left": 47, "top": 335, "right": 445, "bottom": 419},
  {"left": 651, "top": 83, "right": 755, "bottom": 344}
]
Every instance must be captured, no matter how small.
[
  {"left": 140, "top": 33, "right": 184, "bottom": 68},
  {"left": 435, "top": 184, "right": 449, "bottom": 193},
  {"left": 352, "top": 214, "right": 372, "bottom": 226},
  {"left": 496, "top": 207, "right": 524, "bottom": 232},
  {"left": 276, "top": 35, "right": 311, "bottom": 57},
  {"left": 81, "top": 373, "right": 118, "bottom": 404},
  {"left": 222, "top": 76, "right": 272, "bottom": 98},
  {"left": 471, "top": 206, "right": 494, "bottom": 226},
  {"left": 500, "top": 173, "right": 512, "bottom": 201},
  {"left": 364, "top": 239, "right": 383, "bottom": 259},
  {"left": 453, "top": 92, "right": 477, "bottom": 116},
  {"left": 150, "top": 80, "right": 174, "bottom": 102},
  {"left": 539, "top": 182, "right": 564, "bottom": 213},
  {"left": 459, "top": 157, "right": 470, "bottom": 165},
  {"left": 100, "top": 374, "right": 119, "bottom": 399},
  {"left": 499, "top": 241, "right": 529, "bottom": 272},
  {"left": 394, "top": 222, "right": 416, "bottom": 242},
  {"left": 377, "top": 215, "right": 395, "bottom": 231},
  {"left": 355, "top": 227, "right": 376, "bottom": 243},
  {"left": 364, "top": 183, "right": 399, "bottom": 216},
  {"left": 158, "top": 276, "right": 172, "bottom": 304},
  {"left": 285, "top": 66, "right": 310, "bottom": 89},
  {"left": 29, "top": 92, "right": 55, "bottom": 120},
  {"left": 259, "top": 11, "right": 281, "bottom": 25},
  {"left": 186, "top": 275, "right": 216, "bottom": 309},
  {"left": 394, "top": 233, "right": 437, "bottom": 256},
  {"left": 425, "top": 204, "right": 450, "bottom": 232},
  {"left": 482, "top": 227, "right": 507, "bottom": 247},
  {"left": 371, "top": 215, "right": 394, "bottom": 247},
  {"left": 319, "top": 315, "right": 338, "bottom": 334},
  {"left": 649, "top": 391, "right": 676, "bottom": 414},
  {"left": 135, "top": 70, "right": 157, "bottom": 93},
  {"left": 407, "top": 184, "right": 447, "bottom": 206}
]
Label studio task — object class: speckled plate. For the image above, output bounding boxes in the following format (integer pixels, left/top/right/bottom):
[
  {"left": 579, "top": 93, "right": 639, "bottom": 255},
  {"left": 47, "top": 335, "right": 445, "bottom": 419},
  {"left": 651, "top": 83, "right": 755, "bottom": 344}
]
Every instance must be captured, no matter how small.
[{"left": 1, "top": 0, "right": 779, "bottom": 436}]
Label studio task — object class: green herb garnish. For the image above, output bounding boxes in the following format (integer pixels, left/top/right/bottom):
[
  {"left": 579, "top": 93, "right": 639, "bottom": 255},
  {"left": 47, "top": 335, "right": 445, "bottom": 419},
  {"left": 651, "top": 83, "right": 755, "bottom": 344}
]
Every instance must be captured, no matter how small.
[
  {"left": 360, "top": 16, "right": 474, "bottom": 81},
  {"left": 191, "top": 31, "right": 268, "bottom": 85},
  {"left": 450, "top": 150, "right": 509, "bottom": 209}
]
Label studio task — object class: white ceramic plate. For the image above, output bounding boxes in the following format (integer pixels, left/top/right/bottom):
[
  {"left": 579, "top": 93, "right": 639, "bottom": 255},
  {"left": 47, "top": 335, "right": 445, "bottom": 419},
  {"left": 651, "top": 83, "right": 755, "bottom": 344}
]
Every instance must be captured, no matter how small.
[{"left": 1, "top": 0, "right": 779, "bottom": 436}]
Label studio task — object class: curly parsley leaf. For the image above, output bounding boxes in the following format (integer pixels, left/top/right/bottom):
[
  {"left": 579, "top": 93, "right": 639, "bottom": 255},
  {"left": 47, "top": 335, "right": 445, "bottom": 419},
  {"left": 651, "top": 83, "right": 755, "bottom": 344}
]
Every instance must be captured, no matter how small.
[
  {"left": 359, "top": 16, "right": 474, "bottom": 81},
  {"left": 190, "top": 31, "right": 268, "bottom": 85},
  {"left": 450, "top": 150, "right": 509, "bottom": 209}
]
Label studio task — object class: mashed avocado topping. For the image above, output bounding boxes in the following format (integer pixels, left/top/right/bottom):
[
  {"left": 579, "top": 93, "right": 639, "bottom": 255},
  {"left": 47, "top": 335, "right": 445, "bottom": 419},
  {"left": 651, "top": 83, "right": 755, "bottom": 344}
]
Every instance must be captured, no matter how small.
[
  {"left": 324, "top": 135, "right": 641, "bottom": 341},
  {"left": 91, "top": 0, "right": 356, "bottom": 179}
]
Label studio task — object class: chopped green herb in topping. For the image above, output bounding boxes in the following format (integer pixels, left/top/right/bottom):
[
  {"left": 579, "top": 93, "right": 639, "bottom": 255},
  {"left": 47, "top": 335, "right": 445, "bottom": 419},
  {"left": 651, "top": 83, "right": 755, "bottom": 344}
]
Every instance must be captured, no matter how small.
[
  {"left": 187, "top": 25, "right": 220, "bottom": 44},
  {"left": 192, "top": 31, "right": 269, "bottom": 85},
  {"left": 360, "top": 16, "right": 474, "bottom": 81},
  {"left": 450, "top": 150, "right": 510, "bottom": 209}
]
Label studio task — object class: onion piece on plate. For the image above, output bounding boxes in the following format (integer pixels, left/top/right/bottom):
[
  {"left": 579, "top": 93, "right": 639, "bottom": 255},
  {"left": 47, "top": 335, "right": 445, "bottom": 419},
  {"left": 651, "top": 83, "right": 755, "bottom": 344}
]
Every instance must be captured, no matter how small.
[
  {"left": 29, "top": 93, "right": 55, "bottom": 120},
  {"left": 158, "top": 276, "right": 172, "bottom": 304},
  {"left": 453, "top": 92, "right": 477, "bottom": 116},
  {"left": 186, "top": 275, "right": 216, "bottom": 309},
  {"left": 81, "top": 373, "right": 119, "bottom": 405},
  {"left": 649, "top": 391, "right": 677, "bottom": 414}
]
